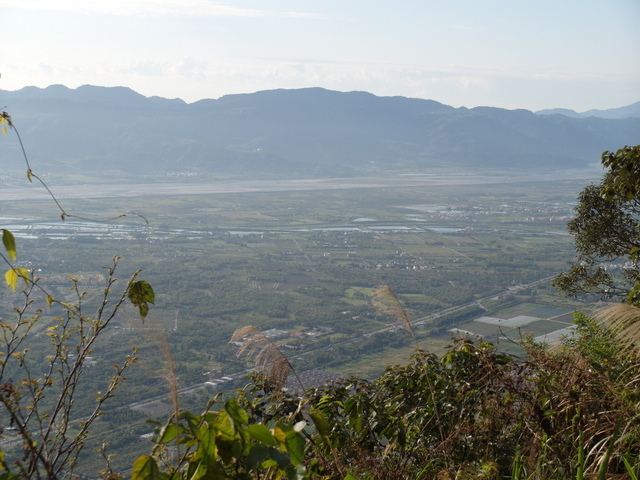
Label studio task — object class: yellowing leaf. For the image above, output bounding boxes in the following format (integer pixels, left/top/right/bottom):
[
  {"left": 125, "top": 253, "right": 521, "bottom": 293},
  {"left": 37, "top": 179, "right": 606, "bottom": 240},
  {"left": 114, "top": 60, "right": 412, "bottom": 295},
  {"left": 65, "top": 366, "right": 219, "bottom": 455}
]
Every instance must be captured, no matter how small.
[
  {"left": 5, "top": 268, "right": 29, "bottom": 291},
  {"left": 272, "top": 426, "right": 286, "bottom": 445},
  {"left": 2, "top": 230, "right": 17, "bottom": 261},
  {"left": 130, "top": 455, "right": 160, "bottom": 480},
  {"left": 1, "top": 126, "right": 6, "bottom": 137},
  {"left": 16, "top": 268, "right": 29, "bottom": 282},
  {"left": 5, "top": 269, "right": 18, "bottom": 291}
]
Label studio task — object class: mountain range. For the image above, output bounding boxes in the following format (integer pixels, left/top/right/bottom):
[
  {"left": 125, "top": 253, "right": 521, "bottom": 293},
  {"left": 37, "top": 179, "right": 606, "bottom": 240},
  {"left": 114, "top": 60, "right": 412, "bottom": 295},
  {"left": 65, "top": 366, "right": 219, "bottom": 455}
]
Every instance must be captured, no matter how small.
[
  {"left": 1, "top": 85, "right": 638, "bottom": 181},
  {"left": 535, "top": 102, "right": 640, "bottom": 119}
]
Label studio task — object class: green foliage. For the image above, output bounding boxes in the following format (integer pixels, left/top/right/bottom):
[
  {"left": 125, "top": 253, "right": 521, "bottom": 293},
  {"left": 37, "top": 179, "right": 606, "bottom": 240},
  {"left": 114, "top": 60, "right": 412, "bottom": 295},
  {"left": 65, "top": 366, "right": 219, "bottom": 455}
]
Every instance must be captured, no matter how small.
[
  {"left": 1, "top": 230, "right": 16, "bottom": 262},
  {"left": 128, "top": 280, "right": 156, "bottom": 319},
  {"left": 554, "top": 145, "right": 640, "bottom": 304},
  {"left": 565, "top": 311, "right": 627, "bottom": 377},
  {"left": 601, "top": 145, "right": 640, "bottom": 201},
  {"left": 229, "top": 332, "right": 640, "bottom": 480},
  {"left": 133, "top": 397, "right": 308, "bottom": 480}
]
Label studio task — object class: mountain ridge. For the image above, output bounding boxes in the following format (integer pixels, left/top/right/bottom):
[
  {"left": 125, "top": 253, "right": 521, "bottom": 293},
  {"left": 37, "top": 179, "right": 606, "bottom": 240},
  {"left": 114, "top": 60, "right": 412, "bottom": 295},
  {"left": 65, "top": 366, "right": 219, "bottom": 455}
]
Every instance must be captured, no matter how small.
[
  {"left": 536, "top": 101, "right": 640, "bottom": 119},
  {"left": 1, "top": 85, "right": 638, "bottom": 181}
]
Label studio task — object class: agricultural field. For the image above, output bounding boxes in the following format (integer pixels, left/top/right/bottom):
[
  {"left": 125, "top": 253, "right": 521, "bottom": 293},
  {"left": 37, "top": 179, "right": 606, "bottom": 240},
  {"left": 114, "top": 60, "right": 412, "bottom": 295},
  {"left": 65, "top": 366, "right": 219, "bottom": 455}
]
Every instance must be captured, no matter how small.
[{"left": 0, "top": 177, "right": 597, "bottom": 474}]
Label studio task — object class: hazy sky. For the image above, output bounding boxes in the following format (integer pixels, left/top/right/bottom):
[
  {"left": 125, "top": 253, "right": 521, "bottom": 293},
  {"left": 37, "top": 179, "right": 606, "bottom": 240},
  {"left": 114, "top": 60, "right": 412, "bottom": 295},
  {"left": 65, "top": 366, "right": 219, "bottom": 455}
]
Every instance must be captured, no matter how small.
[{"left": 1, "top": 0, "right": 638, "bottom": 111}]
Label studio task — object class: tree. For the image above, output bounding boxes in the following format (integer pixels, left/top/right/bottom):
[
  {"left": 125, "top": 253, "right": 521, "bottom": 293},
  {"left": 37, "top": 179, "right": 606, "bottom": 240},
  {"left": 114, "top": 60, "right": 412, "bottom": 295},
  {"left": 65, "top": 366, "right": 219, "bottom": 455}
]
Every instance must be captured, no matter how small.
[
  {"left": 0, "top": 259, "right": 143, "bottom": 479},
  {"left": 553, "top": 145, "right": 640, "bottom": 304}
]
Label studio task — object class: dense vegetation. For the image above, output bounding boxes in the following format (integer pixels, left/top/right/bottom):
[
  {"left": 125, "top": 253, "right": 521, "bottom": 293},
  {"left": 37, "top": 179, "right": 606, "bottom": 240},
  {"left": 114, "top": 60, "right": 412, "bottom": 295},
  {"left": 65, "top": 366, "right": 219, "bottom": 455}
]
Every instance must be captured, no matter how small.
[{"left": 131, "top": 315, "right": 640, "bottom": 479}]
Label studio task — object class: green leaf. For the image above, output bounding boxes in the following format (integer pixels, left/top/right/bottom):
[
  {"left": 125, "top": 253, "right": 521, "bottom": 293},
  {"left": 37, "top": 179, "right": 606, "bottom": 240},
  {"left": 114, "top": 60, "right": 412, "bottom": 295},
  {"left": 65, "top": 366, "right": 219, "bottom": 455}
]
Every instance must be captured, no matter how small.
[
  {"left": 309, "top": 408, "right": 331, "bottom": 438},
  {"left": 130, "top": 455, "right": 160, "bottom": 480},
  {"left": 2, "top": 230, "right": 16, "bottom": 261},
  {"left": 157, "top": 422, "right": 180, "bottom": 444},
  {"left": 266, "top": 447, "right": 291, "bottom": 470},
  {"left": 284, "top": 431, "right": 305, "bottom": 467},
  {"left": 212, "top": 409, "right": 236, "bottom": 442},
  {"left": 224, "top": 397, "right": 249, "bottom": 426},
  {"left": 246, "top": 424, "right": 277, "bottom": 446},
  {"left": 128, "top": 280, "right": 155, "bottom": 319},
  {"left": 195, "top": 423, "right": 218, "bottom": 467},
  {"left": 246, "top": 443, "right": 270, "bottom": 470},
  {"left": 622, "top": 455, "right": 639, "bottom": 480}
]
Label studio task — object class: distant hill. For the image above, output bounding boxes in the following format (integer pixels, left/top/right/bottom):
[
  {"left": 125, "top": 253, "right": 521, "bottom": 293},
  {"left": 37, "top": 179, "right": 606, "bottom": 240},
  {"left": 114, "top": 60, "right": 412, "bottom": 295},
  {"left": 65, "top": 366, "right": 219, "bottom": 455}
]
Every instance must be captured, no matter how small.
[
  {"left": 536, "top": 101, "right": 640, "bottom": 119},
  {"left": 1, "top": 85, "right": 638, "bottom": 181}
]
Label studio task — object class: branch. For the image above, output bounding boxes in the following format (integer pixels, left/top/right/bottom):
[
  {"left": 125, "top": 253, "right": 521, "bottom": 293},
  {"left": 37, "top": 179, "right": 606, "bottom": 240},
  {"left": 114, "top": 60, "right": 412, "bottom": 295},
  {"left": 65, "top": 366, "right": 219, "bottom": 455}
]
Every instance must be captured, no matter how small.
[{"left": 1, "top": 110, "right": 148, "bottom": 224}]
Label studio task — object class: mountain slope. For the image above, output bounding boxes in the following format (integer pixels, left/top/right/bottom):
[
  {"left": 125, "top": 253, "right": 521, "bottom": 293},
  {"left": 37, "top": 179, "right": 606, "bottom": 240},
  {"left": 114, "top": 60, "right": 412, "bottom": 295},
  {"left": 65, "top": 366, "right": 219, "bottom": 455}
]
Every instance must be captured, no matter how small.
[{"left": 1, "top": 85, "right": 638, "bottom": 180}]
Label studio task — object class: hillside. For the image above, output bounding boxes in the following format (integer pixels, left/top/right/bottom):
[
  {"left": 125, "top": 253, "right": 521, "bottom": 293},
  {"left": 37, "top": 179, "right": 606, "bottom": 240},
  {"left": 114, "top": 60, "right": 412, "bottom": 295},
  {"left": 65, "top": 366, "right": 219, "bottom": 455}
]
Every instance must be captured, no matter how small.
[{"left": 1, "top": 85, "right": 639, "bottom": 181}]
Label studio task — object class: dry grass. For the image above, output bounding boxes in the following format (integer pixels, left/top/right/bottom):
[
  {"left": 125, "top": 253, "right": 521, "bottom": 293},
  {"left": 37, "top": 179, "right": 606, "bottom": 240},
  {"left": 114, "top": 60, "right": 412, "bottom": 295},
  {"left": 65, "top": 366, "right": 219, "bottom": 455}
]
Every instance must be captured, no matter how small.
[
  {"left": 372, "top": 285, "right": 415, "bottom": 338},
  {"left": 597, "top": 303, "right": 640, "bottom": 356},
  {"left": 153, "top": 330, "right": 180, "bottom": 422},
  {"left": 231, "top": 326, "right": 302, "bottom": 392}
]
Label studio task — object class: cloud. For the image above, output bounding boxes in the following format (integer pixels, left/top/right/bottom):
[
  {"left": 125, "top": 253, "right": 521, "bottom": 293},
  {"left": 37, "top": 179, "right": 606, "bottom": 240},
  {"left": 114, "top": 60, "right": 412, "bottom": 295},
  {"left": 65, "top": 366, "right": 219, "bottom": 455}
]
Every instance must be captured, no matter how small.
[
  {"left": 37, "top": 63, "right": 54, "bottom": 74},
  {"left": 430, "top": 75, "right": 491, "bottom": 90},
  {"left": 120, "top": 60, "right": 167, "bottom": 77},
  {"left": 117, "top": 57, "right": 210, "bottom": 78},
  {"left": 0, "top": 0, "right": 322, "bottom": 18},
  {"left": 172, "top": 57, "right": 209, "bottom": 78}
]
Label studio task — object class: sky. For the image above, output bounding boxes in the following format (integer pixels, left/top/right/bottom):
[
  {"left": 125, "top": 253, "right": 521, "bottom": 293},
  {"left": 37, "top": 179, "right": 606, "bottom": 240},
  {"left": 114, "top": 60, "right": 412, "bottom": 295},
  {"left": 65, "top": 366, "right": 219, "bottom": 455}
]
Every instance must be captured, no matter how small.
[{"left": 0, "top": 0, "right": 639, "bottom": 111}]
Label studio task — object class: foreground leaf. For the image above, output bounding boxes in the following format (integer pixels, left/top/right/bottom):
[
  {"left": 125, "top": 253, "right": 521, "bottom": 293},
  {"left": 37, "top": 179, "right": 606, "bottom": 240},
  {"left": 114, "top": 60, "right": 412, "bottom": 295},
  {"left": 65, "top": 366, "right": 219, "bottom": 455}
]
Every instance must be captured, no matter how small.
[
  {"left": 128, "top": 280, "right": 155, "bottom": 319},
  {"left": 130, "top": 455, "right": 160, "bottom": 480},
  {"left": 2, "top": 230, "right": 16, "bottom": 261},
  {"left": 309, "top": 408, "right": 331, "bottom": 438},
  {"left": 4, "top": 268, "right": 29, "bottom": 291}
]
